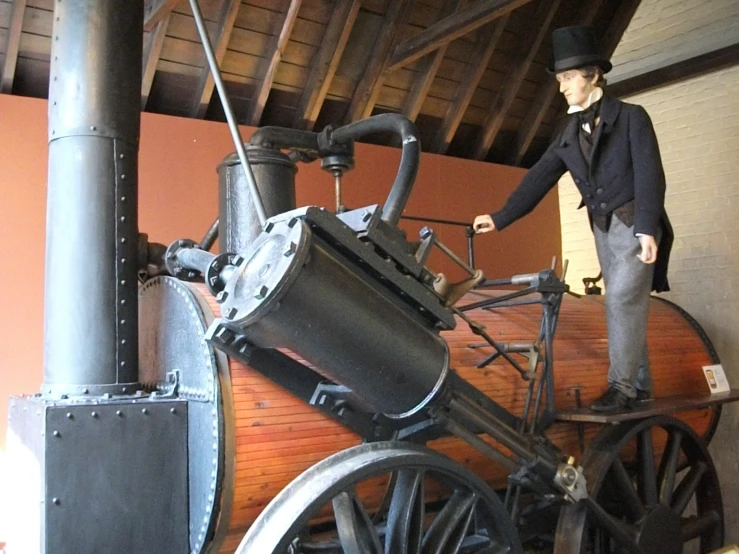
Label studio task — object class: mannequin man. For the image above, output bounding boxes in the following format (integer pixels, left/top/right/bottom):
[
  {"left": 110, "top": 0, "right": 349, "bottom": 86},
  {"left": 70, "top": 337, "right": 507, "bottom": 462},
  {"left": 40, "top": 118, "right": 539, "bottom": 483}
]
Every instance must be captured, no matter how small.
[{"left": 473, "top": 26, "right": 673, "bottom": 412}]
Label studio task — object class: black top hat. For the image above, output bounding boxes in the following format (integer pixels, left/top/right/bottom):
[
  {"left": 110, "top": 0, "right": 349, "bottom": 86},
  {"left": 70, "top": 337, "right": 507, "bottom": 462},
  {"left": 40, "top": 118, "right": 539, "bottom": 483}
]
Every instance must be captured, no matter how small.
[{"left": 548, "top": 26, "right": 612, "bottom": 74}]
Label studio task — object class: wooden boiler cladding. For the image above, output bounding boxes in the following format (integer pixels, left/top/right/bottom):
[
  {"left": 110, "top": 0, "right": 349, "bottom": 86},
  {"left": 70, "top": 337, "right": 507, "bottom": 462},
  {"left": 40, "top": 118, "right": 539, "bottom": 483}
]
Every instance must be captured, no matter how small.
[{"left": 177, "top": 285, "right": 715, "bottom": 553}]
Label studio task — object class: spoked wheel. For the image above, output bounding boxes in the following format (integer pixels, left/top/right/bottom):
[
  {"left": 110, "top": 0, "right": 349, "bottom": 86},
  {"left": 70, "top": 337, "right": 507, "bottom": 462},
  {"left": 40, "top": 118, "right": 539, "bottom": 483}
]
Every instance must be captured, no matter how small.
[
  {"left": 237, "top": 441, "right": 523, "bottom": 554},
  {"left": 555, "top": 416, "right": 723, "bottom": 554}
]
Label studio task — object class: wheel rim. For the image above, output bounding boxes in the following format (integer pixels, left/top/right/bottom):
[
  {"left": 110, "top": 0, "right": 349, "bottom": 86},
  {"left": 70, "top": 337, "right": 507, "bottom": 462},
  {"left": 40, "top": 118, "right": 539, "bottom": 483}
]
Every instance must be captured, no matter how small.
[
  {"left": 237, "top": 441, "right": 523, "bottom": 554},
  {"left": 555, "top": 416, "right": 723, "bottom": 554}
]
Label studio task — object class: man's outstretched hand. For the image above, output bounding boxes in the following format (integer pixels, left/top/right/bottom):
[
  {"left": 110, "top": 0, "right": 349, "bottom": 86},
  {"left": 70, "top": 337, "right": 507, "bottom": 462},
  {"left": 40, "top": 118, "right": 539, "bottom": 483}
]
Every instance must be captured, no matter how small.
[{"left": 473, "top": 214, "right": 496, "bottom": 234}]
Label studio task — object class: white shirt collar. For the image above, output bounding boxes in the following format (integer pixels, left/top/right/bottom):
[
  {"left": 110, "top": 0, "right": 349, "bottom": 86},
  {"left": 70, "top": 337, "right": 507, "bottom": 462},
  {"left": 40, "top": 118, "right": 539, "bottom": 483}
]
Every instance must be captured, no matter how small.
[{"left": 567, "top": 87, "right": 603, "bottom": 114}]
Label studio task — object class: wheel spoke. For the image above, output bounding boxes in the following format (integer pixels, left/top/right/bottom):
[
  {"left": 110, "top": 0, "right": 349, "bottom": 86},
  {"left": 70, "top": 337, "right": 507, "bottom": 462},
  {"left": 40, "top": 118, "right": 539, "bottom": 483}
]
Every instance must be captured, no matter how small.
[
  {"left": 385, "top": 469, "right": 425, "bottom": 554},
  {"left": 657, "top": 430, "right": 683, "bottom": 507},
  {"left": 681, "top": 510, "right": 721, "bottom": 541},
  {"left": 583, "top": 494, "right": 640, "bottom": 553},
  {"left": 422, "top": 489, "right": 478, "bottom": 554},
  {"left": 610, "top": 458, "right": 645, "bottom": 521},
  {"left": 333, "top": 490, "right": 383, "bottom": 554},
  {"left": 671, "top": 461, "right": 707, "bottom": 515},
  {"left": 637, "top": 428, "right": 658, "bottom": 506}
]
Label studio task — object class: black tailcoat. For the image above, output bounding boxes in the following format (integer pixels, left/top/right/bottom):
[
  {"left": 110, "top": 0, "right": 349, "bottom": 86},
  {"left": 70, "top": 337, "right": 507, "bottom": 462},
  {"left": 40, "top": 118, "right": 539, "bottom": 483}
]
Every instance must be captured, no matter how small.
[{"left": 492, "top": 95, "right": 673, "bottom": 292}]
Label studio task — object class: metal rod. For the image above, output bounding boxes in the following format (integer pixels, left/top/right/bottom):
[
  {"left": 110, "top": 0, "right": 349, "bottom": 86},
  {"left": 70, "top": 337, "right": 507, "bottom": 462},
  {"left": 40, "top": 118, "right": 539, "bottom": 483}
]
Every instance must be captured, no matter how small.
[
  {"left": 466, "top": 227, "right": 475, "bottom": 268},
  {"left": 434, "top": 237, "right": 475, "bottom": 276},
  {"left": 459, "top": 287, "right": 536, "bottom": 312},
  {"left": 400, "top": 215, "right": 473, "bottom": 227},
  {"left": 439, "top": 415, "right": 520, "bottom": 473},
  {"left": 200, "top": 217, "right": 219, "bottom": 251},
  {"left": 188, "top": 0, "right": 267, "bottom": 225},
  {"left": 334, "top": 172, "right": 341, "bottom": 213}
]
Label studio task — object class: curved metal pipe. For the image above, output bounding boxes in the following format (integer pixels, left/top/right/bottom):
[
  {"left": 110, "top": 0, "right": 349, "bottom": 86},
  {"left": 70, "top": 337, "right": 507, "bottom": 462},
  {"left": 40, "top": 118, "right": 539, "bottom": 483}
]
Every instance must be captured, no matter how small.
[{"left": 331, "top": 114, "right": 420, "bottom": 226}]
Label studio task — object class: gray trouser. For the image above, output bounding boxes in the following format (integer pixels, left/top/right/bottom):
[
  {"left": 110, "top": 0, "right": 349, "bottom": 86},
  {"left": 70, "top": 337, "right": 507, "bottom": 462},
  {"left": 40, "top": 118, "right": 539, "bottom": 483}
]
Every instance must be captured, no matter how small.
[{"left": 593, "top": 216, "right": 659, "bottom": 398}]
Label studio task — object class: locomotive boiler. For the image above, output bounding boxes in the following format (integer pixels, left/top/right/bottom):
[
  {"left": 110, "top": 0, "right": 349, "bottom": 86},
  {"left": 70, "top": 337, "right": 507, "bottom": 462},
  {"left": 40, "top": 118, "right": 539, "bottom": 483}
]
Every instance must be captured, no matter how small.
[{"left": 5, "top": 1, "right": 737, "bottom": 554}]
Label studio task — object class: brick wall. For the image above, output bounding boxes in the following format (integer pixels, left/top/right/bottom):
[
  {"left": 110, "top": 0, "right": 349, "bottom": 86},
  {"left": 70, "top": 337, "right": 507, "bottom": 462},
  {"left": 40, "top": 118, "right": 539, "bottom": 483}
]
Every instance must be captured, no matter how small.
[{"left": 560, "top": 50, "right": 739, "bottom": 547}]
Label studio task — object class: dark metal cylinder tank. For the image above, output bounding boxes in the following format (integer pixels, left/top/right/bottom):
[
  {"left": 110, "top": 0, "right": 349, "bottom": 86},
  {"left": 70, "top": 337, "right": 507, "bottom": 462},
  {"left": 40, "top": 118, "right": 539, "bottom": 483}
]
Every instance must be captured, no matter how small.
[
  {"left": 219, "top": 218, "right": 449, "bottom": 417},
  {"left": 43, "top": 0, "right": 143, "bottom": 395},
  {"left": 218, "top": 146, "right": 296, "bottom": 254}
]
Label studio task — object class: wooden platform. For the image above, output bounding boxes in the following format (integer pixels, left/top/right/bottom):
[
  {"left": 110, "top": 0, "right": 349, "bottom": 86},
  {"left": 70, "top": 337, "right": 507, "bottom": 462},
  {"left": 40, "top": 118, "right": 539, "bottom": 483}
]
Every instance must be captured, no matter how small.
[{"left": 556, "top": 389, "right": 739, "bottom": 424}]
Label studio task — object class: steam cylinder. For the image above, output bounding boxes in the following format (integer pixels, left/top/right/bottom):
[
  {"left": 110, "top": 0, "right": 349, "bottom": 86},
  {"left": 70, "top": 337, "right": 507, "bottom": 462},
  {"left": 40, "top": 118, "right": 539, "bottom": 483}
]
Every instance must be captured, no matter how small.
[
  {"left": 218, "top": 146, "right": 296, "bottom": 254},
  {"left": 43, "top": 0, "right": 143, "bottom": 395},
  {"left": 218, "top": 218, "right": 450, "bottom": 417}
]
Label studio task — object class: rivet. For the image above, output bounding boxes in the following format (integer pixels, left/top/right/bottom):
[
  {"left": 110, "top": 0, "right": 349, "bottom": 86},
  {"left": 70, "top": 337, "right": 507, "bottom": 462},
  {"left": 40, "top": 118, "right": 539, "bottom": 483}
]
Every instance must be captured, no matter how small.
[
  {"left": 170, "top": 407, "right": 176, "bottom": 414},
  {"left": 66, "top": 412, "right": 73, "bottom": 419},
  {"left": 120, "top": 174, "right": 126, "bottom": 180},
  {"left": 90, "top": 125, "right": 96, "bottom": 131},
  {"left": 52, "top": 430, "right": 60, "bottom": 437},
  {"left": 142, "top": 408, "right": 148, "bottom": 415},
  {"left": 226, "top": 307, "right": 238, "bottom": 319},
  {"left": 121, "top": 196, "right": 127, "bottom": 202},
  {"left": 116, "top": 410, "right": 123, "bottom": 417},
  {"left": 119, "top": 153, "right": 125, "bottom": 159},
  {"left": 120, "top": 238, "right": 126, "bottom": 244},
  {"left": 91, "top": 411, "right": 97, "bottom": 418},
  {"left": 121, "top": 339, "right": 127, "bottom": 345},
  {"left": 120, "top": 299, "right": 126, "bottom": 305},
  {"left": 122, "top": 387, "right": 127, "bottom": 393},
  {"left": 52, "top": 498, "right": 60, "bottom": 505},
  {"left": 82, "top": 388, "right": 89, "bottom": 394},
  {"left": 120, "top": 258, "right": 126, "bottom": 264},
  {"left": 120, "top": 361, "right": 126, "bottom": 367},
  {"left": 120, "top": 216, "right": 126, "bottom": 222},
  {"left": 120, "top": 319, "right": 126, "bottom": 325}
]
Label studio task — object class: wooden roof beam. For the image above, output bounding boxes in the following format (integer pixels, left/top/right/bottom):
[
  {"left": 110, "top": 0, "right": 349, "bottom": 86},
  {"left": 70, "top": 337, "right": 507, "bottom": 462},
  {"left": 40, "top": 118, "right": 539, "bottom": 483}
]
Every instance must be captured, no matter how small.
[
  {"left": 141, "top": 13, "right": 171, "bottom": 110},
  {"left": 387, "top": 0, "right": 531, "bottom": 72},
  {"left": 474, "top": 0, "right": 561, "bottom": 161},
  {"left": 243, "top": 0, "right": 303, "bottom": 127},
  {"left": 507, "top": 0, "right": 617, "bottom": 166},
  {"left": 1, "top": 0, "right": 27, "bottom": 94},
  {"left": 608, "top": 34, "right": 739, "bottom": 98},
  {"left": 294, "top": 0, "right": 360, "bottom": 130},
  {"left": 431, "top": 16, "right": 509, "bottom": 154},
  {"left": 401, "top": 0, "right": 462, "bottom": 122},
  {"left": 144, "top": 0, "right": 180, "bottom": 32},
  {"left": 343, "top": 0, "right": 415, "bottom": 124},
  {"left": 190, "top": 0, "right": 241, "bottom": 118}
]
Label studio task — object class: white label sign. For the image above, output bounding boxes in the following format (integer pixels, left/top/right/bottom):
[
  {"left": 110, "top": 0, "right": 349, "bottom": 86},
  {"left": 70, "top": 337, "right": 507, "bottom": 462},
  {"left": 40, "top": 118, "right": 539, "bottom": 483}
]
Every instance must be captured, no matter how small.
[{"left": 702, "top": 364, "right": 730, "bottom": 394}]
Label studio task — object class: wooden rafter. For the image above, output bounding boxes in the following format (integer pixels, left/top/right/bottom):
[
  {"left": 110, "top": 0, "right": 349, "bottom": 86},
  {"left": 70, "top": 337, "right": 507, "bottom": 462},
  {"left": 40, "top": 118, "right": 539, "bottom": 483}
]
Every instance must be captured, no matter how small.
[
  {"left": 144, "top": 0, "right": 180, "bottom": 32},
  {"left": 608, "top": 40, "right": 739, "bottom": 99},
  {"left": 1, "top": 0, "right": 27, "bottom": 94},
  {"left": 507, "top": 0, "right": 613, "bottom": 166},
  {"left": 401, "top": 0, "right": 462, "bottom": 122},
  {"left": 243, "top": 0, "right": 303, "bottom": 127},
  {"left": 190, "top": 0, "right": 241, "bottom": 118},
  {"left": 387, "top": 0, "right": 531, "bottom": 72},
  {"left": 431, "top": 16, "right": 509, "bottom": 154},
  {"left": 294, "top": 0, "right": 360, "bottom": 130},
  {"left": 343, "top": 0, "right": 415, "bottom": 124},
  {"left": 474, "top": 0, "right": 561, "bottom": 161},
  {"left": 141, "top": 13, "right": 171, "bottom": 110}
]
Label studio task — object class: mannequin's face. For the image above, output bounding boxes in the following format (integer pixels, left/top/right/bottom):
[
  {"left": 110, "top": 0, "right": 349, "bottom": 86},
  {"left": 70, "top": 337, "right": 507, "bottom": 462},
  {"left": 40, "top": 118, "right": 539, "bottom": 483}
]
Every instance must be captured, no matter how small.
[{"left": 556, "top": 70, "right": 598, "bottom": 109}]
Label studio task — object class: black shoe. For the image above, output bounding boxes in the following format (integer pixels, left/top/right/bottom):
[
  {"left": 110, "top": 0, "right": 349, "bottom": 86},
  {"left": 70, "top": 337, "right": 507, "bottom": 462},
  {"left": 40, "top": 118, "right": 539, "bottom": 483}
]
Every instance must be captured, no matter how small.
[
  {"left": 636, "top": 389, "right": 652, "bottom": 402},
  {"left": 590, "top": 387, "right": 634, "bottom": 412}
]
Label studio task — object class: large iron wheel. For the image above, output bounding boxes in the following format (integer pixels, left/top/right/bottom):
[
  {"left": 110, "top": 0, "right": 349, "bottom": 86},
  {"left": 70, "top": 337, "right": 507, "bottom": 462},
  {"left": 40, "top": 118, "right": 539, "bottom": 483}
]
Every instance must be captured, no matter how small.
[
  {"left": 236, "top": 441, "right": 522, "bottom": 554},
  {"left": 555, "top": 416, "right": 723, "bottom": 554}
]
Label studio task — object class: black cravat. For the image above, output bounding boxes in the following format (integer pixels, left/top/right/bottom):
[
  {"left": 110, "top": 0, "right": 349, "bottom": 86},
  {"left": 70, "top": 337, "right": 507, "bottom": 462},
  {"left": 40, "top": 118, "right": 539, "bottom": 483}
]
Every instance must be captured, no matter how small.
[{"left": 578, "top": 100, "right": 601, "bottom": 134}]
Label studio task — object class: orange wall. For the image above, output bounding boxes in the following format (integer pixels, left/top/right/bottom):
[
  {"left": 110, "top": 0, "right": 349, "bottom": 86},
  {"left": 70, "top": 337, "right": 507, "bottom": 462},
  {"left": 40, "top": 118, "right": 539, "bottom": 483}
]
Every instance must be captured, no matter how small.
[{"left": 0, "top": 94, "right": 560, "bottom": 452}]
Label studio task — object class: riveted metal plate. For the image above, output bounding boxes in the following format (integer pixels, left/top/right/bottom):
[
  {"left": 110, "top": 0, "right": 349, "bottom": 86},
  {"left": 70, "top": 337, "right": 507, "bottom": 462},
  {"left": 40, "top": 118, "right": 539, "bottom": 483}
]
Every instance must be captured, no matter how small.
[{"left": 139, "top": 276, "right": 230, "bottom": 553}]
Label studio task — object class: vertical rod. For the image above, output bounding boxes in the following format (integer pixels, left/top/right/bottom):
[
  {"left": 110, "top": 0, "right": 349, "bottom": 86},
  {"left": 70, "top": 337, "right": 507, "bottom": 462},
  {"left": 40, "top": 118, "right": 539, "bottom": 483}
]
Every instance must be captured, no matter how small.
[
  {"left": 43, "top": 0, "right": 144, "bottom": 395},
  {"left": 188, "top": 0, "right": 267, "bottom": 225},
  {"left": 200, "top": 217, "right": 220, "bottom": 251}
]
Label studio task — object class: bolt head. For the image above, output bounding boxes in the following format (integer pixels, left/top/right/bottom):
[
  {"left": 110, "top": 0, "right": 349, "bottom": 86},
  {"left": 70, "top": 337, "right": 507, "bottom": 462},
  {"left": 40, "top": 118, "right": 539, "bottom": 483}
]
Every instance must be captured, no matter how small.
[
  {"left": 215, "top": 291, "right": 228, "bottom": 303},
  {"left": 255, "top": 285, "right": 269, "bottom": 300}
]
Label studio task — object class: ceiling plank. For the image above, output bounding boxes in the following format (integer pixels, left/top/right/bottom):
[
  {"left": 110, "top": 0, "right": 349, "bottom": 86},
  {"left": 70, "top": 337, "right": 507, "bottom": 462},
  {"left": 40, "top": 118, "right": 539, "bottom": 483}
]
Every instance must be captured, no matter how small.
[
  {"left": 507, "top": 0, "right": 618, "bottom": 166},
  {"left": 141, "top": 13, "right": 171, "bottom": 110},
  {"left": 401, "top": 0, "right": 462, "bottom": 122},
  {"left": 190, "top": 0, "right": 241, "bottom": 118},
  {"left": 144, "top": 0, "right": 180, "bottom": 32},
  {"left": 608, "top": 35, "right": 739, "bottom": 98},
  {"left": 1, "top": 0, "right": 27, "bottom": 94},
  {"left": 474, "top": 0, "right": 561, "bottom": 161},
  {"left": 294, "top": 0, "right": 360, "bottom": 130},
  {"left": 387, "top": 0, "right": 531, "bottom": 72},
  {"left": 343, "top": 0, "right": 415, "bottom": 124},
  {"left": 243, "top": 0, "right": 303, "bottom": 127},
  {"left": 431, "top": 16, "right": 509, "bottom": 154}
]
